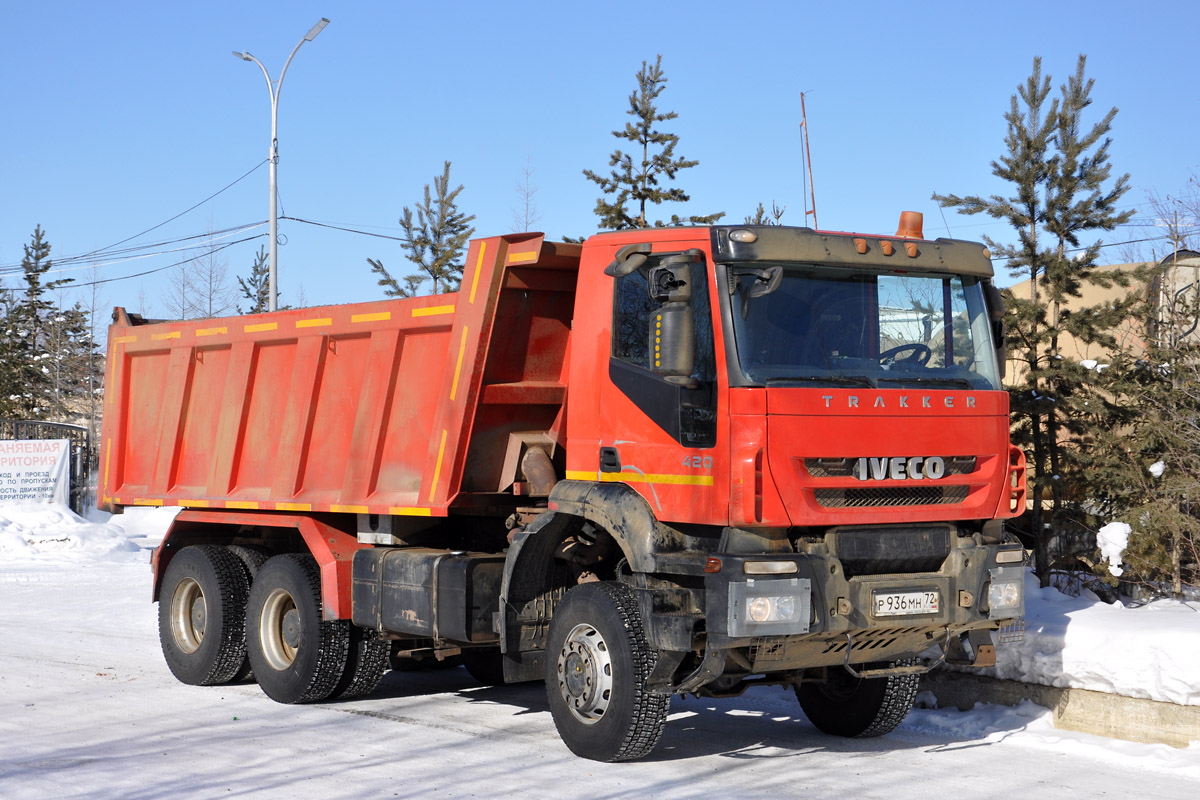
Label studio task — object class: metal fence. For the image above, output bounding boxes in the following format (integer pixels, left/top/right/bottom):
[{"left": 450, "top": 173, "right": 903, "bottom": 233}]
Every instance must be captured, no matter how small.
[{"left": 0, "top": 420, "right": 93, "bottom": 515}]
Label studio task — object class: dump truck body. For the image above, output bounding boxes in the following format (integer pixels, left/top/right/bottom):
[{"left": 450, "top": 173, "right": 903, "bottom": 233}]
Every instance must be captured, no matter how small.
[{"left": 103, "top": 220, "right": 1027, "bottom": 762}]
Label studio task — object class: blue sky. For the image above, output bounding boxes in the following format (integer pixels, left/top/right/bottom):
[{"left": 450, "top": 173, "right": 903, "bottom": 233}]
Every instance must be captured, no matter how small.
[{"left": 1, "top": 1, "right": 1195, "bottom": 315}]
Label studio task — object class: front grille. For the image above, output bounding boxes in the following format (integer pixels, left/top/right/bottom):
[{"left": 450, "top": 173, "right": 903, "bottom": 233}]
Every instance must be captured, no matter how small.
[
  {"left": 835, "top": 525, "right": 951, "bottom": 576},
  {"left": 814, "top": 486, "right": 970, "bottom": 508},
  {"left": 805, "top": 456, "right": 977, "bottom": 478}
]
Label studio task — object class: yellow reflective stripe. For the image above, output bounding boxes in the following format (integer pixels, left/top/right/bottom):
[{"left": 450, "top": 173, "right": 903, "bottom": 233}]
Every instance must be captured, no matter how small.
[
  {"left": 411, "top": 305, "right": 455, "bottom": 317},
  {"left": 196, "top": 326, "right": 227, "bottom": 337},
  {"left": 331, "top": 504, "right": 368, "bottom": 514},
  {"left": 114, "top": 335, "right": 137, "bottom": 344},
  {"left": 133, "top": 498, "right": 164, "bottom": 506},
  {"left": 429, "top": 429, "right": 448, "bottom": 500},
  {"left": 352, "top": 312, "right": 391, "bottom": 323},
  {"left": 295, "top": 318, "right": 332, "bottom": 328},
  {"left": 600, "top": 472, "right": 715, "bottom": 487},
  {"left": 564, "top": 470, "right": 597, "bottom": 481},
  {"left": 507, "top": 250, "right": 537, "bottom": 264},
  {"left": 275, "top": 502, "right": 312, "bottom": 512},
  {"left": 225, "top": 500, "right": 259, "bottom": 509},
  {"left": 449, "top": 327, "right": 468, "bottom": 401},
  {"left": 179, "top": 499, "right": 210, "bottom": 508},
  {"left": 389, "top": 507, "right": 432, "bottom": 516},
  {"left": 244, "top": 322, "right": 277, "bottom": 333},
  {"left": 150, "top": 331, "right": 180, "bottom": 341},
  {"left": 469, "top": 240, "right": 487, "bottom": 304}
]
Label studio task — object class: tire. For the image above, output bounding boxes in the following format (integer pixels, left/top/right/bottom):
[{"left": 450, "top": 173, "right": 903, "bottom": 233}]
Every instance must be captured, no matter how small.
[
  {"left": 245, "top": 554, "right": 350, "bottom": 704},
  {"left": 328, "top": 624, "right": 389, "bottom": 700},
  {"left": 228, "top": 545, "right": 271, "bottom": 579},
  {"left": 158, "top": 545, "right": 250, "bottom": 686},
  {"left": 226, "top": 545, "right": 272, "bottom": 683},
  {"left": 462, "top": 649, "right": 507, "bottom": 687},
  {"left": 796, "top": 659, "right": 919, "bottom": 738},
  {"left": 545, "top": 582, "right": 670, "bottom": 762}
]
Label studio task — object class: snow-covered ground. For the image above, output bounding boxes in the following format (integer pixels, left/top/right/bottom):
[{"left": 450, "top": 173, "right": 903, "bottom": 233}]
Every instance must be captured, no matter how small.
[{"left": 1, "top": 501, "right": 1198, "bottom": 798}]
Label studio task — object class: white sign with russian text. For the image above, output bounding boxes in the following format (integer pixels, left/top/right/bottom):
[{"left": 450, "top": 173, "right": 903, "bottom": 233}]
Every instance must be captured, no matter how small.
[{"left": 0, "top": 439, "right": 71, "bottom": 505}]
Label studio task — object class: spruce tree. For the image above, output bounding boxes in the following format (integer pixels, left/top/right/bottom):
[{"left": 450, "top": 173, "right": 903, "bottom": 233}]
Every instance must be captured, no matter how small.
[
  {"left": 745, "top": 202, "right": 786, "bottom": 225},
  {"left": 0, "top": 281, "right": 21, "bottom": 418},
  {"left": 11, "top": 226, "right": 73, "bottom": 419},
  {"left": 584, "top": 55, "right": 723, "bottom": 230},
  {"left": 1082, "top": 258, "right": 1199, "bottom": 597},
  {"left": 370, "top": 161, "right": 475, "bottom": 297},
  {"left": 238, "top": 245, "right": 272, "bottom": 314},
  {"left": 934, "top": 56, "right": 1132, "bottom": 586}
]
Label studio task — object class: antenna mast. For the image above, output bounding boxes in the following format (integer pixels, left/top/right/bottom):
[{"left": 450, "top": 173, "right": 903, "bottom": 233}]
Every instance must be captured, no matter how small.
[{"left": 800, "top": 92, "right": 819, "bottom": 230}]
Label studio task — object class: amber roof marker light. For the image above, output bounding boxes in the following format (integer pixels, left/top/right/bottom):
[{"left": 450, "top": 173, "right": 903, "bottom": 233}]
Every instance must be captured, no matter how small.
[{"left": 896, "top": 211, "right": 924, "bottom": 239}]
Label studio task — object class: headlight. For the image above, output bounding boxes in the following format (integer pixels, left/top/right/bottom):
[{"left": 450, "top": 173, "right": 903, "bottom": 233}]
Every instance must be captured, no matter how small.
[
  {"left": 747, "top": 595, "right": 796, "bottom": 622},
  {"left": 987, "top": 566, "right": 1025, "bottom": 620},
  {"left": 728, "top": 578, "right": 811, "bottom": 636}
]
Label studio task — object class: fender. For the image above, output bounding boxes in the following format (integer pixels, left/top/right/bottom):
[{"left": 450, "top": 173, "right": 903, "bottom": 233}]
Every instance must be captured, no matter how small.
[
  {"left": 497, "top": 512, "right": 575, "bottom": 682},
  {"left": 150, "top": 510, "right": 367, "bottom": 620},
  {"left": 548, "top": 479, "right": 700, "bottom": 575}
]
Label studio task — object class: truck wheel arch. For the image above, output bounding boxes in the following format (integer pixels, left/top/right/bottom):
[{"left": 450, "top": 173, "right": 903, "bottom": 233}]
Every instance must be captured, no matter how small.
[
  {"left": 546, "top": 480, "right": 687, "bottom": 575},
  {"left": 151, "top": 510, "right": 367, "bottom": 620}
]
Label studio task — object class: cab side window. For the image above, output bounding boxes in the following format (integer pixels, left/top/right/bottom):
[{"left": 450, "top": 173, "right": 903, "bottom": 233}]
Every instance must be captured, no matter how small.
[{"left": 609, "top": 252, "right": 717, "bottom": 448}]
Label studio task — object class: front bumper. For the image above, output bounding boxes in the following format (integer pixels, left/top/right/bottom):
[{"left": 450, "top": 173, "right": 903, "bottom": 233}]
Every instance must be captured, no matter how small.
[{"left": 639, "top": 533, "right": 1024, "bottom": 683}]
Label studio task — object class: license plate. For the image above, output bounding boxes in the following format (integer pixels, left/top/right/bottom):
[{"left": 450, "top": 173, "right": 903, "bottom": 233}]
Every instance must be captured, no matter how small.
[{"left": 873, "top": 590, "right": 940, "bottom": 617}]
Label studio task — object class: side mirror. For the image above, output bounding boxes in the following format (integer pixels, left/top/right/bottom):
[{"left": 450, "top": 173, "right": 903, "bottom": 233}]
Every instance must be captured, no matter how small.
[
  {"left": 982, "top": 280, "right": 1007, "bottom": 379},
  {"left": 647, "top": 252, "right": 703, "bottom": 385},
  {"left": 604, "top": 243, "right": 652, "bottom": 277}
]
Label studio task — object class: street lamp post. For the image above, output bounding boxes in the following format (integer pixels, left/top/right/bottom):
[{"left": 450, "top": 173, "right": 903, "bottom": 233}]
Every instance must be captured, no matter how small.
[{"left": 234, "top": 17, "right": 329, "bottom": 312}]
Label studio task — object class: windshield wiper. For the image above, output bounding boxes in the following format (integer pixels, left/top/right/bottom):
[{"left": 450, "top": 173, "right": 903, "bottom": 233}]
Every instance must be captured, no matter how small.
[
  {"left": 875, "top": 375, "right": 975, "bottom": 389},
  {"left": 766, "top": 375, "right": 877, "bottom": 388}
]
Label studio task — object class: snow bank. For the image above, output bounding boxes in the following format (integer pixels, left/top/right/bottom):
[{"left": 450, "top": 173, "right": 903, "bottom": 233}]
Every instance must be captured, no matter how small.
[
  {"left": 988, "top": 570, "right": 1200, "bottom": 707},
  {"left": 0, "top": 501, "right": 170, "bottom": 564}
]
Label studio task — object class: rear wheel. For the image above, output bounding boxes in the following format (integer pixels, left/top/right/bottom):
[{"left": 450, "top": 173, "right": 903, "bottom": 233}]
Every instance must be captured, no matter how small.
[
  {"left": 545, "top": 582, "right": 669, "bottom": 762},
  {"left": 158, "top": 545, "right": 249, "bottom": 686},
  {"left": 796, "top": 659, "right": 919, "bottom": 738},
  {"left": 246, "top": 554, "right": 349, "bottom": 704},
  {"left": 226, "top": 545, "right": 271, "bottom": 683},
  {"left": 329, "top": 624, "right": 389, "bottom": 700}
]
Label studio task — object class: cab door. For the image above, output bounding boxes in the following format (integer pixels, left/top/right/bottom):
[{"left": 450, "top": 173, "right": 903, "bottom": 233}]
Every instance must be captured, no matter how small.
[{"left": 594, "top": 247, "right": 725, "bottom": 525}]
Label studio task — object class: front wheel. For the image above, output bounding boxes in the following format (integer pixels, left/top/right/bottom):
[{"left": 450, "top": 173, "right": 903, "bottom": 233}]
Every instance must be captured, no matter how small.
[
  {"left": 245, "top": 554, "right": 349, "bottom": 704},
  {"left": 796, "top": 659, "right": 919, "bottom": 738},
  {"left": 545, "top": 582, "right": 669, "bottom": 762}
]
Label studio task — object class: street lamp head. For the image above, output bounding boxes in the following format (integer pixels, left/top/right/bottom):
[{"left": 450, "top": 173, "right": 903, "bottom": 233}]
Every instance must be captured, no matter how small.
[
  {"left": 304, "top": 18, "right": 330, "bottom": 42},
  {"left": 233, "top": 50, "right": 253, "bottom": 61}
]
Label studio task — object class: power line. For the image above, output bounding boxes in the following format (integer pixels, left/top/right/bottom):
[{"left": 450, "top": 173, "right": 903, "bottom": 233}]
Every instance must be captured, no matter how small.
[
  {"left": 72, "top": 234, "right": 269, "bottom": 288},
  {"left": 74, "top": 159, "right": 267, "bottom": 262},
  {"left": 0, "top": 222, "right": 268, "bottom": 277},
  {"left": 280, "top": 215, "right": 409, "bottom": 242},
  {"left": 0, "top": 161, "right": 267, "bottom": 274}
]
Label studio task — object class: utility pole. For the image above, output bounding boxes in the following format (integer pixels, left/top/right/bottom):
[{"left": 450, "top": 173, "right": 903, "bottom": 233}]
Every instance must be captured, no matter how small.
[{"left": 233, "top": 17, "right": 330, "bottom": 312}]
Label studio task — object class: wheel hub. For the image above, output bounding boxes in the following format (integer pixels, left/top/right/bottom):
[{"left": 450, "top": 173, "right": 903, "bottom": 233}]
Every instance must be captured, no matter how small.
[
  {"left": 190, "top": 599, "right": 207, "bottom": 635},
  {"left": 259, "top": 587, "right": 300, "bottom": 671},
  {"left": 169, "top": 577, "right": 206, "bottom": 654},
  {"left": 555, "top": 623, "right": 613, "bottom": 724},
  {"left": 281, "top": 608, "right": 301, "bottom": 649}
]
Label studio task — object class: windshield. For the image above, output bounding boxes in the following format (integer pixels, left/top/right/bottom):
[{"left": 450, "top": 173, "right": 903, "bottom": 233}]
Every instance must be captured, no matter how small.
[{"left": 726, "top": 265, "right": 1001, "bottom": 390}]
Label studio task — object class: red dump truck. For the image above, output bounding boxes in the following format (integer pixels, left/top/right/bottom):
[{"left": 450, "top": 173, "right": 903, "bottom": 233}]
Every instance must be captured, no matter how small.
[{"left": 100, "top": 213, "right": 1027, "bottom": 761}]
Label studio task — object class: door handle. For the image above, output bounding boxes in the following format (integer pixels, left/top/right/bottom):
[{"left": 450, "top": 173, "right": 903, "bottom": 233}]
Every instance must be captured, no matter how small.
[{"left": 600, "top": 446, "right": 621, "bottom": 473}]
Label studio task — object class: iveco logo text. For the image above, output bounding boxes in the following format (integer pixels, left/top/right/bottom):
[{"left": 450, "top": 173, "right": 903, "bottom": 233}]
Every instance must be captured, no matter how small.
[
  {"left": 855, "top": 456, "right": 946, "bottom": 482},
  {"left": 822, "top": 395, "right": 976, "bottom": 409}
]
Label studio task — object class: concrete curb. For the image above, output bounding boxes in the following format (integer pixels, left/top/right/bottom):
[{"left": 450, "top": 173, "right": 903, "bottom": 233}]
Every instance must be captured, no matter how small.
[{"left": 919, "top": 672, "right": 1200, "bottom": 749}]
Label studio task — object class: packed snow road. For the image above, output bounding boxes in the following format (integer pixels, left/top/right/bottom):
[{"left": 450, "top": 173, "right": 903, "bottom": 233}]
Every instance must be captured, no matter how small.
[{"left": 2, "top": 559, "right": 1198, "bottom": 799}]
